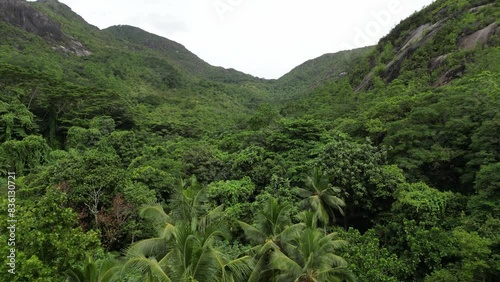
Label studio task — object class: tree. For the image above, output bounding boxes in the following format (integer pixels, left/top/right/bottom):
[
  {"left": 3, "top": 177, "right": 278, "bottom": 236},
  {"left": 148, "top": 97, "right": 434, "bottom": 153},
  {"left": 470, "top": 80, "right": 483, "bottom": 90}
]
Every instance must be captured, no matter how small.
[
  {"left": 0, "top": 135, "right": 50, "bottom": 175},
  {"left": 0, "top": 98, "right": 36, "bottom": 142},
  {"left": 315, "top": 132, "right": 390, "bottom": 223},
  {"left": 208, "top": 177, "right": 255, "bottom": 224},
  {"left": 295, "top": 168, "right": 346, "bottom": 227},
  {"left": 124, "top": 181, "right": 253, "bottom": 282},
  {"left": 271, "top": 227, "right": 354, "bottom": 282},
  {"left": 239, "top": 197, "right": 304, "bottom": 282},
  {"left": 64, "top": 256, "right": 122, "bottom": 282},
  {"left": 0, "top": 187, "right": 102, "bottom": 281},
  {"left": 339, "top": 228, "right": 406, "bottom": 282}
]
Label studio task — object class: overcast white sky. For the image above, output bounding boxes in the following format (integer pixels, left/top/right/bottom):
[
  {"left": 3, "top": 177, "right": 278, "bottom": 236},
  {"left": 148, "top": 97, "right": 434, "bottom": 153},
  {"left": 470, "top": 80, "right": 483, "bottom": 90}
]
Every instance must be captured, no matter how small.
[{"left": 43, "top": 0, "right": 435, "bottom": 79}]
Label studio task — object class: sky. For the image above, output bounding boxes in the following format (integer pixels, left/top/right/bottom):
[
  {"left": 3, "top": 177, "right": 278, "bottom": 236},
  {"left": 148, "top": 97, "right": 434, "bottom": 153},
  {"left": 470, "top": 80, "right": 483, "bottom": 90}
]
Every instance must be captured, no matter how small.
[{"left": 38, "top": 0, "right": 436, "bottom": 79}]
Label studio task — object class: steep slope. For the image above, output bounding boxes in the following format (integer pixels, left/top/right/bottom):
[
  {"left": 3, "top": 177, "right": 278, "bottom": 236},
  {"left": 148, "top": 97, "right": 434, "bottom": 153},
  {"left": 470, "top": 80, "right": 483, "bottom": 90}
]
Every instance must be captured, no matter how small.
[
  {"left": 0, "top": 0, "right": 93, "bottom": 55},
  {"left": 276, "top": 46, "right": 373, "bottom": 100},
  {"left": 354, "top": 0, "right": 500, "bottom": 91},
  {"left": 283, "top": 0, "right": 500, "bottom": 194},
  {"left": 1, "top": 1, "right": 499, "bottom": 281},
  {"left": 103, "top": 25, "right": 262, "bottom": 84},
  {"left": 0, "top": 0, "right": 272, "bottom": 140}
]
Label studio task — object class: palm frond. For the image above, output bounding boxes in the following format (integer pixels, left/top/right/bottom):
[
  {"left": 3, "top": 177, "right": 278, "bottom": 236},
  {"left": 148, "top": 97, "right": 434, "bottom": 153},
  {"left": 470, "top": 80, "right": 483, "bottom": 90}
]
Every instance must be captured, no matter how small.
[
  {"left": 64, "top": 269, "right": 84, "bottom": 282},
  {"left": 310, "top": 195, "right": 330, "bottom": 225},
  {"left": 270, "top": 250, "right": 302, "bottom": 275},
  {"left": 297, "top": 211, "right": 318, "bottom": 229},
  {"left": 140, "top": 204, "right": 172, "bottom": 225},
  {"left": 294, "top": 187, "right": 313, "bottom": 198},
  {"left": 123, "top": 256, "right": 172, "bottom": 282},
  {"left": 126, "top": 237, "right": 168, "bottom": 259},
  {"left": 238, "top": 220, "right": 266, "bottom": 244},
  {"left": 222, "top": 255, "right": 254, "bottom": 282},
  {"left": 318, "top": 266, "right": 357, "bottom": 282}
]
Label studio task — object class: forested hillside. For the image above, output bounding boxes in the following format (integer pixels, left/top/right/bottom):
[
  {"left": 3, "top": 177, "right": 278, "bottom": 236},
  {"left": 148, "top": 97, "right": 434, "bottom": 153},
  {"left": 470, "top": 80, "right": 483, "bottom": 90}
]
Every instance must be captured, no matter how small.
[{"left": 0, "top": 0, "right": 499, "bottom": 281}]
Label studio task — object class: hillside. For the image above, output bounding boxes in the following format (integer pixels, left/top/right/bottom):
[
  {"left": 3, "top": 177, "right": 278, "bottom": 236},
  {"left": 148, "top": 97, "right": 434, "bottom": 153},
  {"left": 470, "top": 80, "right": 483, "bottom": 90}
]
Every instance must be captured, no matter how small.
[
  {"left": 275, "top": 46, "right": 374, "bottom": 100},
  {"left": 0, "top": 0, "right": 276, "bottom": 141},
  {"left": 0, "top": 0, "right": 499, "bottom": 281},
  {"left": 103, "top": 25, "right": 263, "bottom": 84}
]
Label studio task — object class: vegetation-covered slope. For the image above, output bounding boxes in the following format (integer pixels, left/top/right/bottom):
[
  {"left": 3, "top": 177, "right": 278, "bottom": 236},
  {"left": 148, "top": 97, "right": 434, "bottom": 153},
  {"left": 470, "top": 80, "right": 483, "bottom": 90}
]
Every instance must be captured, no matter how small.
[
  {"left": 103, "top": 25, "right": 264, "bottom": 84},
  {"left": 275, "top": 46, "right": 374, "bottom": 101},
  {"left": 0, "top": 0, "right": 499, "bottom": 281}
]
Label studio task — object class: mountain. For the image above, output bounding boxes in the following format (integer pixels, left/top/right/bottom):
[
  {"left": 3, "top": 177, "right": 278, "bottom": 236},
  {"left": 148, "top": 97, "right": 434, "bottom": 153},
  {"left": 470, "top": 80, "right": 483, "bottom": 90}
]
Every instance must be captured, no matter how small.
[
  {"left": 0, "top": 0, "right": 276, "bottom": 141},
  {"left": 0, "top": 0, "right": 93, "bottom": 55},
  {"left": 0, "top": 0, "right": 373, "bottom": 139},
  {"left": 1, "top": 0, "right": 499, "bottom": 281},
  {"left": 283, "top": 0, "right": 499, "bottom": 191},
  {"left": 353, "top": 0, "right": 500, "bottom": 91},
  {"left": 275, "top": 46, "right": 374, "bottom": 100},
  {"left": 103, "top": 25, "right": 263, "bottom": 84}
]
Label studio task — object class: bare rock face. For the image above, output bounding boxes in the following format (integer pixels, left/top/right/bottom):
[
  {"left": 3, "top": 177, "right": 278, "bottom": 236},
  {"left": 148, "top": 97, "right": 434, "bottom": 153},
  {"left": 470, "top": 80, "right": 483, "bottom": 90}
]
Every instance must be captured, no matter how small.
[
  {"left": 54, "top": 41, "right": 92, "bottom": 57},
  {"left": 429, "top": 54, "right": 449, "bottom": 72},
  {"left": 355, "top": 21, "right": 444, "bottom": 92},
  {"left": 0, "top": 0, "right": 91, "bottom": 56},
  {"left": 433, "top": 65, "right": 466, "bottom": 87},
  {"left": 0, "top": 0, "right": 64, "bottom": 41},
  {"left": 458, "top": 23, "right": 498, "bottom": 51},
  {"left": 468, "top": 4, "right": 494, "bottom": 13}
]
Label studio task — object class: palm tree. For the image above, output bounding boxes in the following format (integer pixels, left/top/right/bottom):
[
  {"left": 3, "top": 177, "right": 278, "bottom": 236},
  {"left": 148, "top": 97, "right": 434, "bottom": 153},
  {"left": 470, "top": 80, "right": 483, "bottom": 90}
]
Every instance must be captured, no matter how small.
[
  {"left": 295, "top": 168, "right": 346, "bottom": 227},
  {"left": 123, "top": 204, "right": 175, "bottom": 281},
  {"left": 270, "top": 227, "right": 355, "bottom": 282},
  {"left": 169, "top": 177, "right": 208, "bottom": 225},
  {"left": 125, "top": 179, "right": 253, "bottom": 282},
  {"left": 239, "top": 197, "right": 304, "bottom": 282},
  {"left": 65, "top": 256, "right": 122, "bottom": 282}
]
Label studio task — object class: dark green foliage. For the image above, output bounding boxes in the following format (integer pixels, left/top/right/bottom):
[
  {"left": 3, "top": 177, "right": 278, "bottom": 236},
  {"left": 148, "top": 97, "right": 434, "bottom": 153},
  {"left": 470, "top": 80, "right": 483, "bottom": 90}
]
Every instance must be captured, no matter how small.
[
  {"left": 0, "top": 0, "right": 499, "bottom": 280},
  {"left": 0, "top": 135, "right": 50, "bottom": 175}
]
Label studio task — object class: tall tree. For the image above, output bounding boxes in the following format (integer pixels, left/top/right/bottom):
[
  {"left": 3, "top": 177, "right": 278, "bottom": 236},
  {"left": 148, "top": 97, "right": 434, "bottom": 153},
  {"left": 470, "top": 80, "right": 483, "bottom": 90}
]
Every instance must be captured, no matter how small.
[
  {"left": 125, "top": 180, "right": 253, "bottom": 282},
  {"left": 271, "top": 227, "right": 354, "bottom": 282},
  {"left": 295, "top": 168, "right": 346, "bottom": 226},
  {"left": 65, "top": 256, "right": 122, "bottom": 282},
  {"left": 239, "top": 197, "right": 304, "bottom": 282}
]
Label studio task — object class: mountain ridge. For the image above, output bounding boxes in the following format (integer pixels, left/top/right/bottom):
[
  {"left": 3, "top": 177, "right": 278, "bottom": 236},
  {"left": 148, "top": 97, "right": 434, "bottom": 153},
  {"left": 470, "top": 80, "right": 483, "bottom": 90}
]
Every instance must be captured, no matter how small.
[
  {"left": 1, "top": 0, "right": 499, "bottom": 281},
  {"left": 0, "top": 0, "right": 371, "bottom": 86}
]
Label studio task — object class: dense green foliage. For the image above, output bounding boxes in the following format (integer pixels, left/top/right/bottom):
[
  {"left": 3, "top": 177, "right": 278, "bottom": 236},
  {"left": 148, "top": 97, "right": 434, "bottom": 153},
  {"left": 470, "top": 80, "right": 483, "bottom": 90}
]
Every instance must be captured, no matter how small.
[{"left": 1, "top": 0, "right": 499, "bottom": 281}]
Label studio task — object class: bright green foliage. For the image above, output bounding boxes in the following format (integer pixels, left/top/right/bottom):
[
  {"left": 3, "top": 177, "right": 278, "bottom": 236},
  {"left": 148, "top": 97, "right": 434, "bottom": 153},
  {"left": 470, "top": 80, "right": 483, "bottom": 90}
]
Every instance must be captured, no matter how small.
[
  {"left": 253, "top": 175, "right": 302, "bottom": 218},
  {"left": 394, "top": 182, "right": 456, "bottom": 225},
  {"left": 239, "top": 198, "right": 354, "bottom": 282},
  {"left": 229, "top": 145, "right": 277, "bottom": 187},
  {"left": 43, "top": 148, "right": 125, "bottom": 223},
  {"left": 65, "top": 256, "right": 122, "bottom": 282},
  {"left": 0, "top": 97, "right": 35, "bottom": 142},
  {"left": 316, "top": 132, "right": 399, "bottom": 226},
  {"left": 208, "top": 177, "right": 255, "bottom": 222},
  {"left": 339, "top": 228, "right": 406, "bottom": 282},
  {"left": 239, "top": 197, "right": 302, "bottom": 282},
  {"left": 0, "top": 188, "right": 102, "bottom": 281},
  {"left": 270, "top": 228, "right": 354, "bottom": 282},
  {"left": 124, "top": 182, "right": 254, "bottom": 282},
  {"left": 0, "top": 0, "right": 499, "bottom": 280},
  {"left": 208, "top": 177, "right": 255, "bottom": 206}
]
